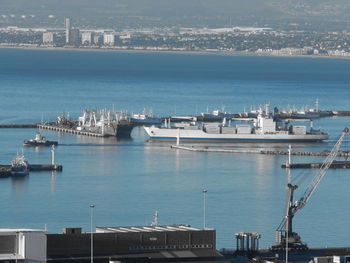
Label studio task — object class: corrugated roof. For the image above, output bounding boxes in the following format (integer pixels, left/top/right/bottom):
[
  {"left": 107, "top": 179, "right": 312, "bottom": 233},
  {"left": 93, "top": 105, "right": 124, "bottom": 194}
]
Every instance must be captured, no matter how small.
[{"left": 96, "top": 225, "right": 202, "bottom": 234}]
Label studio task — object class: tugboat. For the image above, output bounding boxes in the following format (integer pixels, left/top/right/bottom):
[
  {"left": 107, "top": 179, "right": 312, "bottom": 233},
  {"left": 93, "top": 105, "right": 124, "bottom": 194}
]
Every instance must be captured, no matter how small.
[
  {"left": 23, "top": 132, "right": 58, "bottom": 146},
  {"left": 11, "top": 151, "right": 29, "bottom": 176}
]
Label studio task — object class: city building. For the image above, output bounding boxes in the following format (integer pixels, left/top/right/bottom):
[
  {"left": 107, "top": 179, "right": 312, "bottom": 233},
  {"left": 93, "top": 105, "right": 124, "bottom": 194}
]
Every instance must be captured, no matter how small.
[
  {"left": 47, "top": 225, "right": 220, "bottom": 262},
  {"left": 68, "top": 28, "right": 80, "bottom": 46},
  {"left": 0, "top": 228, "right": 47, "bottom": 263},
  {"left": 64, "top": 18, "right": 71, "bottom": 44},
  {"left": 103, "top": 33, "right": 115, "bottom": 46},
  {"left": 81, "top": 32, "right": 92, "bottom": 45},
  {"left": 42, "top": 32, "right": 55, "bottom": 45},
  {"left": 93, "top": 34, "right": 102, "bottom": 46}
]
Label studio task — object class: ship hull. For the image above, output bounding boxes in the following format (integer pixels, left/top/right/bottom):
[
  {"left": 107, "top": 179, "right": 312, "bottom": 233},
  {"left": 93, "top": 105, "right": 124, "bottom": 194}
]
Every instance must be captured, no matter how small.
[
  {"left": 131, "top": 118, "right": 162, "bottom": 126},
  {"left": 144, "top": 127, "right": 329, "bottom": 143}
]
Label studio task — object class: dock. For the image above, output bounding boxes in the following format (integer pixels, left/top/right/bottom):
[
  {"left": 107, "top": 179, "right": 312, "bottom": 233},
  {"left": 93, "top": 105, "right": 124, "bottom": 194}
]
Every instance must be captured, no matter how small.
[
  {"left": 0, "top": 124, "right": 38, "bottom": 128},
  {"left": 335, "top": 110, "right": 350, "bottom": 116},
  {"left": 171, "top": 145, "right": 262, "bottom": 154},
  {"left": 171, "top": 145, "right": 350, "bottom": 157},
  {"left": 38, "top": 124, "right": 104, "bottom": 137},
  {"left": 282, "top": 160, "right": 350, "bottom": 169},
  {"left": 0, "top": 164, "right": 63, "bottom": 172}
]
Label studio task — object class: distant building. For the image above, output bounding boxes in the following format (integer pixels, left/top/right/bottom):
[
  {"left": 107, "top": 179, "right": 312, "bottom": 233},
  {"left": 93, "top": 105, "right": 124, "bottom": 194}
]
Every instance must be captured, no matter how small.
[
  {"left": 0, "top": 228, "right": 47, "bottom": 263},
  {"left": 42, "top": 32, "right": 55, "bottom": 45},
  {"left": 81, "top": 32, "right": 92, "bottom": 45},
  {"left": 68, "top": 28, "right": 80, "bottom": 46},
  {"left": 64, "top": 18, "right": 71, "bottom": 44},
  {"left": 103, "top": 33, "right": 115, "bottom": 46},
  {"left": 0, "top": 225, "right": 221, "bottom": 263},
  {"left": 64, "top": 17, "right": 80, "bottom": 46},
  {"left": 93, "top": 34, "right": 102, "bottom": 46}
]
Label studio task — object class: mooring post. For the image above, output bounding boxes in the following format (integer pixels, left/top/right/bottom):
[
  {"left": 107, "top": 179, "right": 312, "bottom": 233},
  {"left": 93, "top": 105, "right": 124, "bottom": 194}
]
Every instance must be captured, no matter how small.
[
  {"left": 176, "top": 128, "right": 180, "bottom": 145},
  {"left": 51, "top": 145, "right": 55, "bottom": 165},
  {"left": 287, "top": 144, "right": 292, "bottom": 168}
]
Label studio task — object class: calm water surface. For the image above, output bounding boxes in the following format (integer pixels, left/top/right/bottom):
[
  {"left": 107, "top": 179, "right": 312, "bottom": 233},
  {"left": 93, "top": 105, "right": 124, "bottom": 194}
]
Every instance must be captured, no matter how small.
[{"left": 0, "top": 48, "right": 349, "bottom": 249}]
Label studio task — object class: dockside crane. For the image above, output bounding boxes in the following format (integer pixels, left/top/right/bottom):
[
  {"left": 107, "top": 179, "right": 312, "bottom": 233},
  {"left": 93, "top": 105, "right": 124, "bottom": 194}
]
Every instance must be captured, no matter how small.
[{"left": 271, "top": 127, "right": 349, "bottom": 251}]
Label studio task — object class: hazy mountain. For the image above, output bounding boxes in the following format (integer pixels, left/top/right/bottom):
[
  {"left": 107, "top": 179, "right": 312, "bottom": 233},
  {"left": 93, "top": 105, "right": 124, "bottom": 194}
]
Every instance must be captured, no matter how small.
[{"left": 1, "top": 0, "right": 350, "bottom": 30}]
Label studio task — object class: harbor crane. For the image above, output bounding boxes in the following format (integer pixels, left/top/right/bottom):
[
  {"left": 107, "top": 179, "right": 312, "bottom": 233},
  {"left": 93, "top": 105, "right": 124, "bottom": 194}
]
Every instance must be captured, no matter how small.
[{"left": 271, "top": 127, "right": 349, "bottom": 251}]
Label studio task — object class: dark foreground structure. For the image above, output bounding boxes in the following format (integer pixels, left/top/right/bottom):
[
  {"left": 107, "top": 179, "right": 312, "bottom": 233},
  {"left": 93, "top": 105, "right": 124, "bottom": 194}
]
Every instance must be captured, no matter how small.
[
  {"left": 47, "top": 225, "right": 222, "bottom": 263},
  {"left": 0, "top": 225, "right": 225, "bottom": 263}
]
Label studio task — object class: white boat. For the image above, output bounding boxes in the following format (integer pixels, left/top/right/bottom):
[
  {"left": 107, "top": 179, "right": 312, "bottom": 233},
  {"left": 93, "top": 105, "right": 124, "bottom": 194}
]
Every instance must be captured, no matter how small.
[
  {"left": 144, "top": 114, "right": 329, "bottom": 143},
  {"left": 131, "top": 109, "right": 162, "bottom": 125}
]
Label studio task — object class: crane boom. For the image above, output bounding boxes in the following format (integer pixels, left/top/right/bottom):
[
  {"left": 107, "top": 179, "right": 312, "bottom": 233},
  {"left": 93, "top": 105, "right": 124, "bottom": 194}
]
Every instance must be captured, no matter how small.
[
  {"left": 272, "top": 127, "right": 349, "bottom": 251},
  {"left": 293, "top": 127, "right": 349, "bottom": 214}
]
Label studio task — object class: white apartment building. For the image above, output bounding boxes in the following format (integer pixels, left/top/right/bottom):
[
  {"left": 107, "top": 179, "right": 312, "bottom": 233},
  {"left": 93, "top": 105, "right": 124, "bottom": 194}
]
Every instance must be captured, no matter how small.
[
  {"left": 103, "top": 33, "right": 115, "bottom": 46},
  {"left": 42, "top": 32, "right": 54, "bottom": 45},
  {"left": 81, "top": 32, "right": 92, "bottom": 45}
]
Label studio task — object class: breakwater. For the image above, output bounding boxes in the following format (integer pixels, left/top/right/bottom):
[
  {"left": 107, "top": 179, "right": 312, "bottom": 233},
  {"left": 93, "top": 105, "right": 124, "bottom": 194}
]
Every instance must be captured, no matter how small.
[
  {"left": 0, "top": 124, "right": 38, "bottom": 128},
  {"left": 0, "top": 164, "right": 62, "bottom": 178},
  {"left": 281, "top": 160, "right": 350, "bottom": 169},
  {"left": 38, "top": 124, "right": 104, "bottom": 137},
  {"left": 171, "top": 145, "right": 350, "bottom": 157}
]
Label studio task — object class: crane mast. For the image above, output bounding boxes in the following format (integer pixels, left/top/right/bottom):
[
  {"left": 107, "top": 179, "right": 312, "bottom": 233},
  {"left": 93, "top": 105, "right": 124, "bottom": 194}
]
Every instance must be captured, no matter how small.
[{"left": 271, "top": 127, "right": 349, "bottom": 251}]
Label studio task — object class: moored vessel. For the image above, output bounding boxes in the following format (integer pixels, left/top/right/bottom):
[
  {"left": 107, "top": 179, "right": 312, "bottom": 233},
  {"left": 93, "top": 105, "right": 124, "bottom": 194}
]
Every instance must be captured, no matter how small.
[
  {"left": 144, "top": 114, "right": 329, "bottom": 143},
  {"left": 130, "top": 109, "right": 162, "bottom": 125},
  {"left": 11, "top": 152, "right": 29, "bottom": 176}
]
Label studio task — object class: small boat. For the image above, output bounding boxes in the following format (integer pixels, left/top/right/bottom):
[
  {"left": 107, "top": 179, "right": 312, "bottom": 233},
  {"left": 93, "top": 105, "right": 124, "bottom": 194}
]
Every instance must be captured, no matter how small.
[
  {"left": 11, "top": 152, "right": 29, "bottom": 176},
  {"left": 23, "top": 132, "right": 58, "bottom": 146},
  {"left": 130, "top": 109, "right": 162, "bottom": 126}
]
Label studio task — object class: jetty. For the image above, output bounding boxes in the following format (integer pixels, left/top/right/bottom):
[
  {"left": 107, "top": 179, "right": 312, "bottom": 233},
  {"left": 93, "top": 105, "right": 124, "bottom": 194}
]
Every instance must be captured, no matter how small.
[
  {"left": 0, "top": 164, "right": 62, "bottom": 178},
  {"left": 38, "top": 123, "right": 104, "bottom": 137},
  {"left": 0, "top": 164, "right": 62, "bottom": 172},
  {"left": 0, "top": 146, "right": 62, "bottom": 178},
  {"left": 281, "top": 160, "right": 350, "bottom": 169},
  {"left": 170, "top": 145, "right": 350, "bottom": 158},
  {"left": 0, "top": 124, "right": 38, "bottom": 128}
]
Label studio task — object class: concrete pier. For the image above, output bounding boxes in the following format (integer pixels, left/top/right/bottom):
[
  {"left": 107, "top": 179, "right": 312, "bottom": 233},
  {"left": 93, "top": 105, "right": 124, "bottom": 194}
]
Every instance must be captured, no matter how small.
[
  {"left": 282, "top": 161, "right": 350, "bottom": 169},
  {"left": 0, "top": 164, "right": 63, "bottom": 175},
  {"left": 38, "top": 124, "right": 104, "bottom": 137},
  {"left": 0, "top": 124, "right": 38, "bottom": 128},
  {"left": 171, "top": 145, "right": 350, "bottom": 158},
  {"left": 28, "top": 164, "right": 63, "bottom": 171}
]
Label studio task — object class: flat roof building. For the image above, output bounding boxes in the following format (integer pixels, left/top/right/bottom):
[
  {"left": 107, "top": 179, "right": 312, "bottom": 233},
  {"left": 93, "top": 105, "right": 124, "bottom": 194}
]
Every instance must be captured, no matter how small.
[
  {"left": 103, "top": 33, "right": 115, "bottom": 46},
  {"left": 0, "top": 229, "right": 46, "bottom": 263},
  {"left": 47, "top": 225, "right": 220, "bottom": 262},
  {"left": 81, "top": 32, "right": 92, "bottom": 45},
  {"left": 43, "top": 32, "right": 55, "bottom": 45}
]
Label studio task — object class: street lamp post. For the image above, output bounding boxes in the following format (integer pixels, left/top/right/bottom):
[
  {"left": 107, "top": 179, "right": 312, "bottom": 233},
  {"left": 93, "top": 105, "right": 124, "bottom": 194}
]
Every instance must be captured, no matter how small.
[
  {"left": 90, "top": 205, "right": 95, "bottom": 263},
  {"left": 202, "top": 189, "right": 208, "bottom": 229}
]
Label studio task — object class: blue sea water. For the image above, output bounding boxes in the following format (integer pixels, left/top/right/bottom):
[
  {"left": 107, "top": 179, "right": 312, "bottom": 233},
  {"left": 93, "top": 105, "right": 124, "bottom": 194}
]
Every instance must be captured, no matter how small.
[{"left": 0, "top": 48, "right": 350, "bottom": 249}]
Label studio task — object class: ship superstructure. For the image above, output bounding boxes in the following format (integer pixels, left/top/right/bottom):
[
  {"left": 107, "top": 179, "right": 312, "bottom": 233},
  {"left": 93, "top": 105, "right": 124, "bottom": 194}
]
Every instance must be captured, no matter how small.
[{"left": 77, "top": 109, "right": 130, "bottom": 137}]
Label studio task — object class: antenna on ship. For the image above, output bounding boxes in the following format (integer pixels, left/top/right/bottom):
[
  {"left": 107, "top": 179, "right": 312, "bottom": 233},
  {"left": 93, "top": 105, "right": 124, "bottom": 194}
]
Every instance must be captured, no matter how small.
[{"left": 151, "top": 211, "right": 159, "bottom": 226}]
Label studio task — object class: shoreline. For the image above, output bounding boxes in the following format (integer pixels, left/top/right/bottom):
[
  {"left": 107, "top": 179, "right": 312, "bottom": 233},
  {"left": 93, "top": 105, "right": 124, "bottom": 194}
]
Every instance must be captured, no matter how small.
[{"left": 0, "top": 44, "right": 349, "bottom": 60}]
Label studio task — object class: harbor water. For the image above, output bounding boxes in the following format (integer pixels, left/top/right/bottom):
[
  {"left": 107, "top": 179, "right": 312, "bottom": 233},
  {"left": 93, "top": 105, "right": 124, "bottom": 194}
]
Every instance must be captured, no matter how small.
[{"left": 0, "top": 48, "right": 349, "bottom": 249}]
